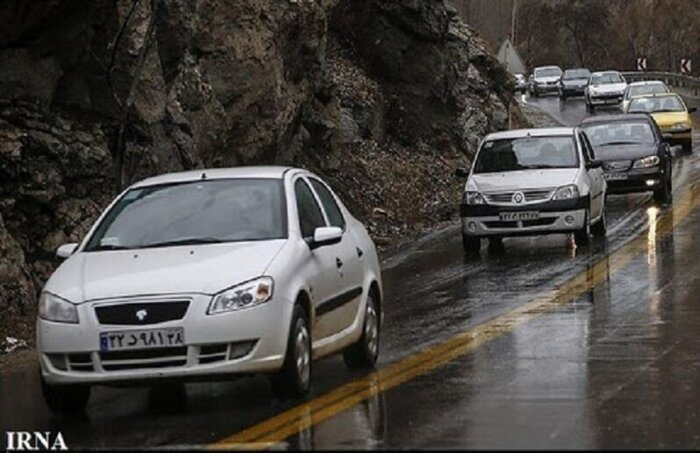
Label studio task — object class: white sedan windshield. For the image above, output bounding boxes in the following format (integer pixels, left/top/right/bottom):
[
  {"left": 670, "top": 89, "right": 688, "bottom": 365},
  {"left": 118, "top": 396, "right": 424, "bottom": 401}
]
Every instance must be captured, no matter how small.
[
  {"left": 474, "top": 136, "right": 579, "bottom": 173},
  {"left": 85, "top": 179, "right": 286, "bottom": 251}
]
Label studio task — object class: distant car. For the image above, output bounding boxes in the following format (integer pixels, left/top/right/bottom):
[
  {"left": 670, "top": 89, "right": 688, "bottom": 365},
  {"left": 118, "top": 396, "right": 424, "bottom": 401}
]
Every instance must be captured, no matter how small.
[
  {"left": 37, "top": 166, "right": 383, "bottom": 413},
  {"left": 514, "top": 73, "right": 527, "bottom": 92},
  {"left": 584, "top": 71, "right": 628, "bottom": 112},
  {"left": 626, "top": 93, "right": 696, "bottom": 152},
  {"left": 528, "top": 66, "right": 563, "bottom": 97},
  {"left": 455, "top": 127, "right": 607, "bottom": 255},
  {"left": 581, "top": 114, "right": 673, "bottom": 204},
  {"left": 620, "top": 81, "right": 670, "bottom": 112},
  {"left": 559, "top": 68, "right": 591, "bottom": 99}
]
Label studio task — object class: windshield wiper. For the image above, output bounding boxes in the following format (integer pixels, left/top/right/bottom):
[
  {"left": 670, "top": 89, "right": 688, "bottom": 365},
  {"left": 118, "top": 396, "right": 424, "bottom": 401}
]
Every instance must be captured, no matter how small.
[
  {"left": 90, "top": 244, "right": 133, "bottom": 251},
  {"left": 139, "top": 237, "right": 226, "bottom": 249},
  {"left": 600, "top": 141, "right": 641, "bottom": 146}
]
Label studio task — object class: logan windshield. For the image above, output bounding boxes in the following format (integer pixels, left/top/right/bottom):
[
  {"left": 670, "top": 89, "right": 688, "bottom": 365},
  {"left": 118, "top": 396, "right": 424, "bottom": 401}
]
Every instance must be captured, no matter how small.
[
  {"left": 628, "top": 95, "right": 685, "bottom": 113},
  {"left": 591, "top": 73, "right": 624, "bottom": 84},
  {"left": 563, "top": 69, "right": 590, "bottom": 80},
  {"left": 582, "top": 121, "right": 656, "bottom": 149},
  {"left": 474, "top": 136, "right": 579, "bottom": 173},
  {"left": 85, "top": 178, "right": 286, "bottom": 251},
  {"left": 535, "top": 67, "right": 562, "bottom": 78}
]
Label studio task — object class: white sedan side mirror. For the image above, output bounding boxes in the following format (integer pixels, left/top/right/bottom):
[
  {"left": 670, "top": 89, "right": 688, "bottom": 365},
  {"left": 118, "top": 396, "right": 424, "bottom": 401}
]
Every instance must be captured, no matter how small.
[
  {"left": 56, "top": 243, "right": 78, "bottom": 259},
  {"left": 309, "top": 227, "right": 343, "bottom": 250}
]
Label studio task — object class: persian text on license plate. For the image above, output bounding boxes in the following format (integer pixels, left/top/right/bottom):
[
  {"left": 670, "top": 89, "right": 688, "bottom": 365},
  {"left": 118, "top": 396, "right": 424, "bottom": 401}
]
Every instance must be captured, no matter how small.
[
  {"left": 100, "top": 327, "right": 184, "bottom": 352},
  {"left": 499, "top": 211, "right": 540, "bottom": 221},
  {"left": 604, "top": 173, "right": 628, "bottom": 181}
]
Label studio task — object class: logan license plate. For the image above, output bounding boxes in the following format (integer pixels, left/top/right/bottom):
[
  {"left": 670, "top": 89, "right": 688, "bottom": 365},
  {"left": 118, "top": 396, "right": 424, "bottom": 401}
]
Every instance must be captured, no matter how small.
[
  {"left": 604, "top": 173, "right": 628, "bottom": 181},
  {"left": 499, "top": 211, "right": 540, "bottom": 221},
  {"left": 100, "top": 327, "right": 184, "bottom": 352}
]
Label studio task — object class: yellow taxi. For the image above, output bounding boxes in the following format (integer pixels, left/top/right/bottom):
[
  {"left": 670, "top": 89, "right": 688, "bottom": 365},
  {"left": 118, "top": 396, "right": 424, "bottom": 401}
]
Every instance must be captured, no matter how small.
[{"left": 626, "top": 92, "right": 696, "bottom": 152}]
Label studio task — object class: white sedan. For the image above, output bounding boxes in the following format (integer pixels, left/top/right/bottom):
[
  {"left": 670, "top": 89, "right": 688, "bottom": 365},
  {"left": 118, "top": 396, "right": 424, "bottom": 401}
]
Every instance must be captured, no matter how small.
[
  {"left": 456, "top": 128, "right": 607, "bottom": 255},
  {"left": 37, "top": 166, "right": 383, "bottom": 413}
]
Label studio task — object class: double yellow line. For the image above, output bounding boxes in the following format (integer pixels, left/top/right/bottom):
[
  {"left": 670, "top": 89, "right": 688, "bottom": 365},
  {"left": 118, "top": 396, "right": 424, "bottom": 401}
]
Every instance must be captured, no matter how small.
[{"left": 211, "top": 183, "right": 700, "bottom": 450}]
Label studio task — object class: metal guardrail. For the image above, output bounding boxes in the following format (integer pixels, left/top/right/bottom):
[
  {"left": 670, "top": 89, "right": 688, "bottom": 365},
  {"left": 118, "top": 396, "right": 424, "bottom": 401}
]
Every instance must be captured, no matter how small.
[{"left": 621, "top": 71, "right": 700, "bottom": 97}]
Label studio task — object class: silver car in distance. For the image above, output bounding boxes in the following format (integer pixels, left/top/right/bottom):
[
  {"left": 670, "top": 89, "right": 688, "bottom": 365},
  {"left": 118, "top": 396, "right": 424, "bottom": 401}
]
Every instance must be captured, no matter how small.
[
  {"left": 456, "top": 128, "right": 608, "bottom": 256},
  {"left": 37, "top": 166, "right": 383, "bottom": 413}
]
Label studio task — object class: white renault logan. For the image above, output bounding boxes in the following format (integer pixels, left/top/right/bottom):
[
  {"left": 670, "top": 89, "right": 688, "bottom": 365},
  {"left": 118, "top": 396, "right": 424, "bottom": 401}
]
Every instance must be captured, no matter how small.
[
  {"left": 456, "top": 128, "right": 607, "bottom": 255},
  {"left": 37, "top": 167, "right": 383, "bottom": 412}
]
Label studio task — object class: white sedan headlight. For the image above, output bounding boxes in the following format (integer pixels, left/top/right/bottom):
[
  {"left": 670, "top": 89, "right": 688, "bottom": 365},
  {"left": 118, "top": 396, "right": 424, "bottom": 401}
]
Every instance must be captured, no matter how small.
[
  {"left": 208, "top": 277, "right": 274, "bottom": 315},
  {"left": 632, "top": 155, "right": 660, "bottom": 168},
  {"left": 39, "top": 293, "right": 79, "bottom": 324},
  {"left": 552, "top": 185, "right": 580, "bottom": 200},
  {"left": 463, "top": 191, "right": 485, "bottom": 205}
]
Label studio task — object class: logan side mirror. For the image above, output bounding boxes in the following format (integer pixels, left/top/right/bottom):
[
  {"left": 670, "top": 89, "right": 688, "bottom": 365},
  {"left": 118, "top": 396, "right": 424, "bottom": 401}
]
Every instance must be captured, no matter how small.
[
  {"left": 308, "top": 226, "right": 343, "bottom": 250},
  {"left": 688, "top": 107, "right": 697, "bottom": 113},
  {"left": 454, "top": 167, "right": 470, "bottom": 178},
  {"left": 587, "top": 159, "right": 603, "bottom": 169},
  {"left": 56, "top": 243, "right": 78, "bottom": 259}
]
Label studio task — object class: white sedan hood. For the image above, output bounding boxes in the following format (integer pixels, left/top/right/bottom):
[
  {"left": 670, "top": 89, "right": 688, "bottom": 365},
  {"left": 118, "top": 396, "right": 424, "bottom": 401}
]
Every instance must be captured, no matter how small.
[
  {"left": 44, "top": 240, "right": 286, "bottom": 303},
  {"left": 468, "top": 169, "right": 579, "bottom": 192}
]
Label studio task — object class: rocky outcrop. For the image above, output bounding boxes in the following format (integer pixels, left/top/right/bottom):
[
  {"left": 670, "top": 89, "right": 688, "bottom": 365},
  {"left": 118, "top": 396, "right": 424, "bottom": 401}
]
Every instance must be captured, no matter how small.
[{"left": 0, "top": 0, "right": 524, "bottom": 344}]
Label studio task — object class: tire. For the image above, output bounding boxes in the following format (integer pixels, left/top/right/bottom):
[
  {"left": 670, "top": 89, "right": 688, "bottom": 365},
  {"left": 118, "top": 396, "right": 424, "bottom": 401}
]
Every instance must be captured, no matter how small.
[
  {"left": 270, "top": 304, "right": 311, "bottom": 399},
  {"left": 462, "top": 233, "right": 481, "bottom": 256},
  {"left": 343, "top": 291, "right": 380, "bottom": 369},
  {"left": 574, "top": 208, "right": 591, "bottom": 247},
  {"left": 41, "top": 372, "right": 90, "bottom": 414},
  {"left": 682, "top": 138, "right": 693, "bottom": 153},
  {"left": 654, "top": 173, "right": 673, "bottom": 205},
  {"left": 591, "top": 206, "right": 607, "bottom": 238}
]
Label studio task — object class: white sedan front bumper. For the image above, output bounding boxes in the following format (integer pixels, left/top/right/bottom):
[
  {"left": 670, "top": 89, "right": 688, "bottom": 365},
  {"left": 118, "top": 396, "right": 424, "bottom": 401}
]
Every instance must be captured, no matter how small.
[
  {"left": 461, "top": 209, "right": 586, "bottom": 236},
  {"left": 37, "top": 294, "right": 294, "bottom": 385}
]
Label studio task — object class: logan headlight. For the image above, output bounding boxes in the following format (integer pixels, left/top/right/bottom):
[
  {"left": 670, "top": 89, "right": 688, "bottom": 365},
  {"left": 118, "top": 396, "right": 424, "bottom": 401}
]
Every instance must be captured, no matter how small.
[
  {"left": 463, "top": 191, "right": 485, "bottom": 205},
  {"left": 552, "top": 185, "right": 580, "bottom": 200},
  {"left": 39, "top": 293, "right": 79, "bottom": 324},
  {"left": 672, "top": 122, "right": 690, "bottom": 130},
  {"left": 633, "top": 155, "right": 660, "bottom": 168},
  {"left": 208, "top": 277, "right": 274, "bottom": 315}
]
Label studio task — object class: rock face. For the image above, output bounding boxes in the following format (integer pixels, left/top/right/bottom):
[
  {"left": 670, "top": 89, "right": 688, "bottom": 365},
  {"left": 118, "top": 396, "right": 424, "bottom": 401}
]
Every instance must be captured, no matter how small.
[{"left": 0, "top": 0, "right": 523, "bottom": 343}]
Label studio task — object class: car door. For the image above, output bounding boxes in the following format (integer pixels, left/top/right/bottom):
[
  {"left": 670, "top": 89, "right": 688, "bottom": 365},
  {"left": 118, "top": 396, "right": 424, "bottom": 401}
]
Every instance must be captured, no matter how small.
[
  {"left": 307, "top": 176, "right": 364, "bottom": 338},
  {"left": 293, "top": 177, "right": 341, "bottom": 342},
  {"left": 579, "top": 132, "right": 605, "bottom": 219}
]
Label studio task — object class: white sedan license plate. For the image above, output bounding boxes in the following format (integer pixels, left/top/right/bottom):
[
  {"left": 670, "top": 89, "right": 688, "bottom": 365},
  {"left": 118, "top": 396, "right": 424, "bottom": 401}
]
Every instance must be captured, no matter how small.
[
  {"left": 604, "top": 173, "right": 628, "bottom": 181},
  {"left": 99, "top": 327, "right": 184, "bottom": 352},
  {"left": 499, "top": 211, "right": 540, "bottom": 221}
]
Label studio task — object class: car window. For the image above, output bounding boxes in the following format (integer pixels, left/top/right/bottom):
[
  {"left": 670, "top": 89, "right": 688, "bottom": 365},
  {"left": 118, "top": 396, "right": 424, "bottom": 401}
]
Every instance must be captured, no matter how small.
[
  {"left": 294, "top": 179, "right": 327, "bottom": 238},
  {"left": 85, "top": 179, "right": 287, "bottom": 251},
  {"left": 628, "top": 83, "right": 668, "bottom": 99},
  {"left": 591, "top": 73, "right": 623, "bottom": 84},
  {"left": 473, "top": 136, "right": 579, "bottom": 173},
  {"left": 309, "top": 178, "right": 346, "bottom": 230},
  {"left": 628, "top": 95, "right": 685, "bottom": 113}
]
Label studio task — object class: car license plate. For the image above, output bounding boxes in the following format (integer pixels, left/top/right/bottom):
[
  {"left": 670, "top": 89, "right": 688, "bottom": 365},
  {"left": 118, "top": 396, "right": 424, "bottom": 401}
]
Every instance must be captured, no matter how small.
[
  {"left": 499, "top": 211, "right": 540, "bottom": 221},
  {"left": 604, "top": 173, "right": 628, "bottom": 181},
  {"left": 99, "top": 327, "right": 184, "bottom": 352}
]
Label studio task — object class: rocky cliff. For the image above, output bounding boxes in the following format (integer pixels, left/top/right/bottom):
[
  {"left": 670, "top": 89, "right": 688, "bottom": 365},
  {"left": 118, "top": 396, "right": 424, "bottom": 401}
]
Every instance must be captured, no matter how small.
[{"left": 0, "top": 0, "right": 524, "bottom": 344}]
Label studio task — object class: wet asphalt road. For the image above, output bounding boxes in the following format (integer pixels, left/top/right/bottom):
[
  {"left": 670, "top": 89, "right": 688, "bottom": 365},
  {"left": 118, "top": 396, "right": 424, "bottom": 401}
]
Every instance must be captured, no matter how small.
[{"left": 2, "top": 94, "right": 700, "bottom": 450}]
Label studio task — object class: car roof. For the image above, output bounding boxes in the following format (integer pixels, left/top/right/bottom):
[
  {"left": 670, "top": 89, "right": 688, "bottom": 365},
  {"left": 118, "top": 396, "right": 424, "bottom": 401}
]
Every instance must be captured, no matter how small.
[
  {"left": 629, "top": 92, "right": 680, "bottom": 99},
  {"left": 129, "top": 166, "right": 297, "bottom": 189},
  {"left": 534, "top": 65, "right": 561, "bottom": 71},
  {"left": 628, "top": 80, "right": 666, "bottom": 86},
  {"left": 580, "top": 113, "right": 652, "bottom": 125},
  {"left": 564, "top": 68, "right": 589, "bottom": 72},
  {"left": 590, "top": 70, "right": 622, "bottom": 76},
  {"left": 484, "top": 127, "right": 575, "bottom": 141}
]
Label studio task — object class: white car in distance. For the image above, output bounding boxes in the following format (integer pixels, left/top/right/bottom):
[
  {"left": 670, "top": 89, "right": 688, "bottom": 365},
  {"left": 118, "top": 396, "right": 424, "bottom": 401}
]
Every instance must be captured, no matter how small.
[
  {"left": 456, "top": 128, "right": 607, "bottom": 255},
  {"left": 585, "top": 71, "right": 628, "bottom": 112},
  {"left": 37, "top": 166, "right": 383, "bottom": 413},
  {"left": 620, "top": 80, "right": 670, "bottom": 113}
]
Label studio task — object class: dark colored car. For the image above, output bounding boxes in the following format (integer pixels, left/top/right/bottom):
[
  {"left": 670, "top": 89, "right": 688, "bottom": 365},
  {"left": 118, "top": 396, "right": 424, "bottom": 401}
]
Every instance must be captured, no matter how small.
[
  {"left": 559, "top": 68, "right": 590, "bottom": 99},
  {"left": 580, "top": 114, "right": 672, "bottom": 204}
]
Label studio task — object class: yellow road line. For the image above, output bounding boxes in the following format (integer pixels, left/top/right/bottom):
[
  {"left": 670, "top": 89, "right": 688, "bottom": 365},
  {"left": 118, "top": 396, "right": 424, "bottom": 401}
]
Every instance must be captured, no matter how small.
[{"left": 211, "top": 183, "right": 700, "bottom": 450}]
